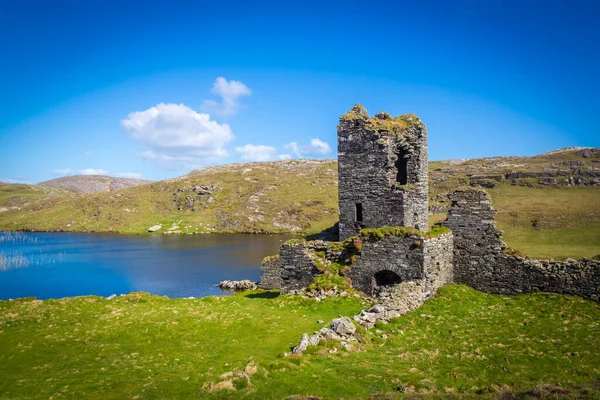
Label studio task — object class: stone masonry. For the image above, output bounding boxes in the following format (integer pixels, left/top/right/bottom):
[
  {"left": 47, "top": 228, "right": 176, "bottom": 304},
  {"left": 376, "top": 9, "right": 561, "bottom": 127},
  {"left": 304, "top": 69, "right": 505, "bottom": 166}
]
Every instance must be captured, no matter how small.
[
  {"left": 338, "top": 105, "right": 428, "bottom": 240},
  {"left": 259, "top": 105, "right": 599, "bottom": 305},
  {"left": 442, "top": 188, "right": 600, "bottom": 301},
  {"left": 260, "top": 255, "right": 283, "bottom": 290},
  {"left": 278, "top": 241, "right": 321, "bottom": 294},
  {"left": 349, "top": 233, "right": 453, "bottom": 296}
]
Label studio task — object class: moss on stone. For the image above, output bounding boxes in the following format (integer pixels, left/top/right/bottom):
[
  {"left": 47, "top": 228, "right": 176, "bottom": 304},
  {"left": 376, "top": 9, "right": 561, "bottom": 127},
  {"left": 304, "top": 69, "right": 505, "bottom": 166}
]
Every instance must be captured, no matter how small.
[
  {"left": 426, "top": 226, "right": 451, "bottom": 238},
  {"left": 262, "top": 254, "right": 280, "bottom": 262},
  {"left": 339, "top": 106, "right": 424, "bottom": 142},
  {"left": 503, "top": 247, "right": 528, "bottom": 258},
  {"left": 326, "top": 236, "right": 358, "bottom": 253},
  {"left": 340, "top": 104, "right": 369, "bottom": 121},
  {"left": 307, "top": 274, "right": 352, "bottom": 292},
  {"left": 360, "top": 226, "right": 423, "bottom": 240},
  {"left": 360, "top": 225, "right": 450, "bottom": 240},
  {"left": 284, "top": 238, "right": 307, "bottom": 245},
  {"left": 368, "top": 117, "right": 409, "bottom": 132}
]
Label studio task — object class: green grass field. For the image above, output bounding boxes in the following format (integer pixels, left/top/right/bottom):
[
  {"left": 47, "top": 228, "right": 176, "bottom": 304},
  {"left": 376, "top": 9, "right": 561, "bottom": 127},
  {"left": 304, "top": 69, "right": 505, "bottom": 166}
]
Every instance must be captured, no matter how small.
[
  {"left": 1, "top": 285, "right": 599, "bottom": 399},
  {"left": 488, "top": 185, "right": 600, "bottom": 260}
]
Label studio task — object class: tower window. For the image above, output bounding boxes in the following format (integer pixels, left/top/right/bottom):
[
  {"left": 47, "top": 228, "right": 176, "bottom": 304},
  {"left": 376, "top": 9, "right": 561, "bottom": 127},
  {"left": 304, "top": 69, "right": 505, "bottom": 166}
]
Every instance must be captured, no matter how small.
[
  {"left": 355, "top": 203, "right": 363, "bottom": 223},
  {"left": 395, "top": 149, "right": 408, "bottom": 185}
]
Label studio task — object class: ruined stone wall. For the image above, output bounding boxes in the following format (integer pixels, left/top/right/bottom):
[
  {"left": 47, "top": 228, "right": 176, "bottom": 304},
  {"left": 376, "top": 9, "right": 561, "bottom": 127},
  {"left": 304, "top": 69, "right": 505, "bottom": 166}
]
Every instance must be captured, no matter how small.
[
  {"left": 423, "top": 233, "right": 454, "bottom": 293},
  {"left": 440, "top": 189, "right": 505, "bottom": 284},
  {"left": 278, "top": 242, "right": 321, "bottom": 294},
  {"left": 337, "top": 105, "right": 428, "bottom": 240},
  {"left": 349, "top": 235, "right": 426, "bottom": 295},
  {"left": 442, "top": 188, "right": 600, "bottom": 302},
  {"left": 259, "top": 255, "right": 282, "bottom": 290}
]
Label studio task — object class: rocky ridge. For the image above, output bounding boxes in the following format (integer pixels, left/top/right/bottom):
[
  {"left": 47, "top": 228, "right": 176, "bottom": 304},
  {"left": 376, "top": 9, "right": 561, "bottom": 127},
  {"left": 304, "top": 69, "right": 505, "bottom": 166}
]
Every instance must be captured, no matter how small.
[{"left": 38, "top": 175, "right": 152, "bottom": 193}]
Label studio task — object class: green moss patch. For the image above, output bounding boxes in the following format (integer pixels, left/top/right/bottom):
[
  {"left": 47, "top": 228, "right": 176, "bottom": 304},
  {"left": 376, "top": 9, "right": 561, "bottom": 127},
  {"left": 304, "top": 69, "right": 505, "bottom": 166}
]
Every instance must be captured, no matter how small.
[{"left": 360, "top": 226, "right": 450, "bottom": 241}]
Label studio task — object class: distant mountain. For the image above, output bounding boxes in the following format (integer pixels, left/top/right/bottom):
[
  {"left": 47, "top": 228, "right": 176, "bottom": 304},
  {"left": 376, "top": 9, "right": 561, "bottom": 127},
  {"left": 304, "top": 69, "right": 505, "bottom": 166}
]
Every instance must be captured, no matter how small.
[{"left": 37, "top": 175, "right": 153, "bottom": 193}]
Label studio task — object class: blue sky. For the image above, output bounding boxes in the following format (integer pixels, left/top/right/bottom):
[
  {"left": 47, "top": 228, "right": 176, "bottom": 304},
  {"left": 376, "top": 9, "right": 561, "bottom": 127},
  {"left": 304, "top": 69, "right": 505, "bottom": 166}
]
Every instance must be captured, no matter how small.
[{"left": 1, "top": 0, "right": 598, "bottom": 183}]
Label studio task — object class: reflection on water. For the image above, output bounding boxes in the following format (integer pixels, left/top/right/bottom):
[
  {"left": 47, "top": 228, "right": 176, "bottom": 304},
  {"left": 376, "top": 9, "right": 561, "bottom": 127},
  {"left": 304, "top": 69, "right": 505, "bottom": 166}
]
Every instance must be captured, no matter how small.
[{"left": 0, "top": 232, "right": 291, "bottom": 300}]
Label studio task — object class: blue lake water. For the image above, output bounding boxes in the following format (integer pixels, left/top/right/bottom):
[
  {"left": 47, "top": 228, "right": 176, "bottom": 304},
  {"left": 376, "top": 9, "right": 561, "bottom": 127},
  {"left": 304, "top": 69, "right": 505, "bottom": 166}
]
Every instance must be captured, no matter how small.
[{"left": 0, "top": 232, "right": 291, "bottom": 300}]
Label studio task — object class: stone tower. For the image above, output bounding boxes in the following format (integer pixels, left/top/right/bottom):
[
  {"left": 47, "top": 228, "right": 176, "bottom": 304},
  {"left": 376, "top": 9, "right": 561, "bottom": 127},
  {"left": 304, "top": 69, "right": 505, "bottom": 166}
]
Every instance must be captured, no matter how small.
[{"left": 337, "top": 105, "right": 428, "bottom": 240}]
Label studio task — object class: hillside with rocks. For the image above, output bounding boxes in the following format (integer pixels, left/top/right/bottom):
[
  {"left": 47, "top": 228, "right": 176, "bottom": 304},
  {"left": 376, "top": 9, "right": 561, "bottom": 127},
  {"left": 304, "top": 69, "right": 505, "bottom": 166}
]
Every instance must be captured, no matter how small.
[
  {"left": 38, "top": 175, "right": 153, "bottom": 193},
  {"left": 428, "top": 147, "right": 600, "bottom": 213},
  {"left": 0, "top": 149, "right": 599, "bottom": 259},
  {"left": 0, "top": 159, "right": 339, "bottom": 235}
]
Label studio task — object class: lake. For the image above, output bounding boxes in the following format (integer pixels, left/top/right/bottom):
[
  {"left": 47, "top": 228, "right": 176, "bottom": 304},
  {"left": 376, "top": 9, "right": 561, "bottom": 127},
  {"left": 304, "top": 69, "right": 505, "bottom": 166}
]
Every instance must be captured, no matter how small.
[{"left": 0, "top": 232, "right": 291, "bottom": 300}]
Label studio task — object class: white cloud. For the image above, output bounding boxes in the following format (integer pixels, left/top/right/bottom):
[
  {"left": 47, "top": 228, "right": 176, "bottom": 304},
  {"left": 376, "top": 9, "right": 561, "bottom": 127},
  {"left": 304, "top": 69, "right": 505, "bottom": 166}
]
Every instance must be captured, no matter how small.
[
  {"left": 235, "top": 144, "right": 277, "bottom": 162},
  {"left": 53, "top": 169, "right": 72, "bottom": 176},
  {"left": 283, "top": 138, "right": 332, "bottom": 158},
  {"left": 122, "top": 103, "right": 234, "bottom": 169},
  {"left": 202, "top": 77, "right": 252, "bottom": 117},
  {"left": 79, "top": 168, "right": 108, "bottom": 175},
  {"left": 278, "top": 154, "right": 292, "bottom": 160},
  {"left": 307, "top": 138, "right": 331, "bottom": 155},
  {"left": 116, "top": 172, "right": 143, "bottom": 179},
  {"left": 83, "top": 151, "right": 92, "bottom": 157},
  {"left": 283, "top": 142, "right": 302, "bottom": 158}
]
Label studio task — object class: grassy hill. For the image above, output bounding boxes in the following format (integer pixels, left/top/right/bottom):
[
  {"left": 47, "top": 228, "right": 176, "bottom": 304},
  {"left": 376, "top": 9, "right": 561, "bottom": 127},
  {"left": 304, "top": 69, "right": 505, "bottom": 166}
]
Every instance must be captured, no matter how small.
[
  {"left": 0, "top": 182, "right": 66, "bottom": 210},
  {"left": 0, "top": 160, "right": 339, "bottom": 235},
  {"left": 428, "top": 147, "right": 600, "bottom": 260},
  {"left": 1, "top": 149, "right": 599, "bottom": 259},
  {"left": 1, "top": 285, "right": 598, "bottom": 399}
]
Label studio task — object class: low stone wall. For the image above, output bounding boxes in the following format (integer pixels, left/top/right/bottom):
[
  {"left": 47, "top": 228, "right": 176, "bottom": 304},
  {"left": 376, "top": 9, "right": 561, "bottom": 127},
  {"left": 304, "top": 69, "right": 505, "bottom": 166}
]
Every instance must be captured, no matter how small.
[
  {"left": 470, "top": 256, "right": 600, "bottom": 301},
  {"left": 279, "top": 242, "right": 321, "bottom": 294},
  {"left": 442, "top": 188, "right": 600, "bottom": 302},
  {"left": 260, "top": 255, "right": 282, "bottom": 290}
]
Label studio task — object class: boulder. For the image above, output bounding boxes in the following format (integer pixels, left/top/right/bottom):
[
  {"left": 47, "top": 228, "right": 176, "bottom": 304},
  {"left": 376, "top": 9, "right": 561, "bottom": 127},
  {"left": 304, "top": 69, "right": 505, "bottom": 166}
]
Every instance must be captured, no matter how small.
[
  {"left": 308, "top": 334, "right": 321, "bottom": 346},
  {"left": 293, "top": 333, "right": 310, "bottom": 353},
  {"left": 217, "top": 280, "right": 258, "bottom": 292},
  {"left": 330, "top": 317, "right": 356, "bottom": 336},
  {"left": 147, "top": 225, "right": 162, "bottom": 232},
  {"left": 319, "top": 327, "right": 342, "bottom": 341}
]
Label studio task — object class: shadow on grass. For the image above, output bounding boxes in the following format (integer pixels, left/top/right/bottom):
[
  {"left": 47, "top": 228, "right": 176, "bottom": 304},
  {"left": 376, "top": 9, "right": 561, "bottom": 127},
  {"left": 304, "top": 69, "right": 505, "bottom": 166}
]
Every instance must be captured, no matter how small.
[
  {"left": 245, "top": 291, "right": 280, "bottom": 299},
  {"left": 305, "top": 222, "right": 339, "bottom": 241}
]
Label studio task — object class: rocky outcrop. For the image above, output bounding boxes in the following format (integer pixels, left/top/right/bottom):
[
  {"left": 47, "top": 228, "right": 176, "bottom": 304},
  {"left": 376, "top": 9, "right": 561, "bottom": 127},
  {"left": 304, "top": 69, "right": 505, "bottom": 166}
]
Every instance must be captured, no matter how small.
[
  {"left": 38, "top": 175, "right": 152, "bottom": 193},
  {"left": 217, "top": 280, "right": 258, "bottom": 292},
  {"left": 172, "top": 184, "right": 217, "bottom": 211},
  {"left": 292, "top": 316, "right": 358, "bottom": 354}
]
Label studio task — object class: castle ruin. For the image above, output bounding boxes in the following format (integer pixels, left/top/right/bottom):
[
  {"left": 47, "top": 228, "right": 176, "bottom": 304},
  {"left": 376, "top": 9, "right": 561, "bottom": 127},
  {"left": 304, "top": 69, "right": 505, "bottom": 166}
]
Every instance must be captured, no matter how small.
[
  {"left": 338, "top": 105, "right": 428, "bottom": 240},
  {"left": 260, "top": 105, "right": 599, "bottom": 304}
]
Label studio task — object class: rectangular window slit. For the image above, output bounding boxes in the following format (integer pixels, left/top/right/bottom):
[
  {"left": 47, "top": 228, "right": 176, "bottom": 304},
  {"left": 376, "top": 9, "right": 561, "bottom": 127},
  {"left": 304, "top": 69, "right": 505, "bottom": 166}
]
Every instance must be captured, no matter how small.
[{"left": 355, "top": 203, "right": 363, "bottom": 223}]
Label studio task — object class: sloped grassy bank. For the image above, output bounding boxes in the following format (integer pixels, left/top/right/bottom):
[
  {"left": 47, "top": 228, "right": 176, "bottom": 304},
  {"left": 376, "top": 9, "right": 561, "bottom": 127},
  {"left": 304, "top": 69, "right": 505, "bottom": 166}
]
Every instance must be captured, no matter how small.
[{"left": 1, "top": 285, "right": 599, "bottom": 399}]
